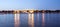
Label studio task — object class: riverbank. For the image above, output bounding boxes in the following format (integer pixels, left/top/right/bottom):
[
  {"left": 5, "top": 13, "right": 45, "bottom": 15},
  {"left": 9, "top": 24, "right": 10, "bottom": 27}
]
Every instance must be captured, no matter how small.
[{"left": 0, "top": 10, "right": 60, "bottom": 14}]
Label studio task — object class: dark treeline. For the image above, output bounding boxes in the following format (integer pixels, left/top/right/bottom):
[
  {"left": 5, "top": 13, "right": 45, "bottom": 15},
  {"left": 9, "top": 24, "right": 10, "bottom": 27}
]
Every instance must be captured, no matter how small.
[
  {"left": 0, "top": 10, "right": 14, "bottom": 14},
  {"left": 34, "top": 10, "right": 60, "bottom": 13}
]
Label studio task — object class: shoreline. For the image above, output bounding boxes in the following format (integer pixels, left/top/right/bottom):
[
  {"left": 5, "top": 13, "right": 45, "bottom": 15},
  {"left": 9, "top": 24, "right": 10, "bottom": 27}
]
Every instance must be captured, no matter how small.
[{"left": 0, "top": 10, "right": 60, "bottom": 14}]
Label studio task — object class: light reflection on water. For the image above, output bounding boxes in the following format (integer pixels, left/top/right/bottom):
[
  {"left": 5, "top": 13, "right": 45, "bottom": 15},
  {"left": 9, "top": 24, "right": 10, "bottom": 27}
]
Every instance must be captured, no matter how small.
[
  {"left": 14, "top": 14, "right": 20, "bottom": 27},
  {"left": 42, "top": 13, "right": 45, "bottom": 27},
  {"left": 28, "top": 13, "right": 34, "bottom": 27},
  {"left": 0, "top": 13, "right": 60, "bottom": 27}
]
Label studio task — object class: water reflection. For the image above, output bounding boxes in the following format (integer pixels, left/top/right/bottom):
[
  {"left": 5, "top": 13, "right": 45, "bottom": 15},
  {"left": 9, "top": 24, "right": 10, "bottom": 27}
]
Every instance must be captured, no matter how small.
[
  {"left": 0, "top": 14, "right": 6, "bottom": 27},
  {"left": 14, "top": 14, "right": 20, "bottom": 27},
  {"left": 37, "top": 13, "right": 39, "bottom": 21},
  {"left": 28, "top": 13, "right": 34, "bottom": 27},
  {"left": 36, "top": 13, "right": 40, "bottom": 27},
  {"left": 42, "top": 13, "right": 45, "bottom": 27}
]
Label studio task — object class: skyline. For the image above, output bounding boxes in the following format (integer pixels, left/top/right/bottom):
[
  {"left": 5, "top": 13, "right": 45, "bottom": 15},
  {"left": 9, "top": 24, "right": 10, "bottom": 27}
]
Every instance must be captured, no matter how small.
[{"left": 0, "top": 0, "right": 60, "bottom": 10}]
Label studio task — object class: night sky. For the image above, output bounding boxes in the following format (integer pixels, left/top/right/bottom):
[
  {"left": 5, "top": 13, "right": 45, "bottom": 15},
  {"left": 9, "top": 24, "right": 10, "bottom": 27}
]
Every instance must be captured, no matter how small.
[{"left": 0, "top": 0, "right": 60, "bottom": 10}]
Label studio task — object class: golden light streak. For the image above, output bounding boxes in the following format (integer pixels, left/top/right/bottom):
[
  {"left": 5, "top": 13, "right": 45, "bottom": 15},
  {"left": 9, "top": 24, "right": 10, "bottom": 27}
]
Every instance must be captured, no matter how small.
[
  {"left": 14, "top": 10, "right": 20, "bottom": 27},
  {"left": 28, "top": 13, "right": 34, "bottom": 27},
  {"left": 42, "top": 13, "right": 45, "bottom": 27}
]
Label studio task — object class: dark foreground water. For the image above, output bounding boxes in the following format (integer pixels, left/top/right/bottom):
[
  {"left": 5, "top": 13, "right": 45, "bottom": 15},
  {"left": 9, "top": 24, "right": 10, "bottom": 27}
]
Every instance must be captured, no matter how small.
[{"left": 0, "top": 13, "right": 60, "bottom": 27}]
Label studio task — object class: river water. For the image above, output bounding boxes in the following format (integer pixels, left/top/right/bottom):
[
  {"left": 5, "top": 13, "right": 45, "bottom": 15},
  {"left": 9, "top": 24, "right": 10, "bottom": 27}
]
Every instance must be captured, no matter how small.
[{"left": 0, "top": 13, "right": 60, "bottom": 27}]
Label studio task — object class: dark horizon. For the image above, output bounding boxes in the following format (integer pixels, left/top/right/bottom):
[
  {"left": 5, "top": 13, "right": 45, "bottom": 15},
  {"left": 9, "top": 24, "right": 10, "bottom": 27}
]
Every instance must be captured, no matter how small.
[{"left": 0, "top": 10, "right": 60, "bottom": 14}]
